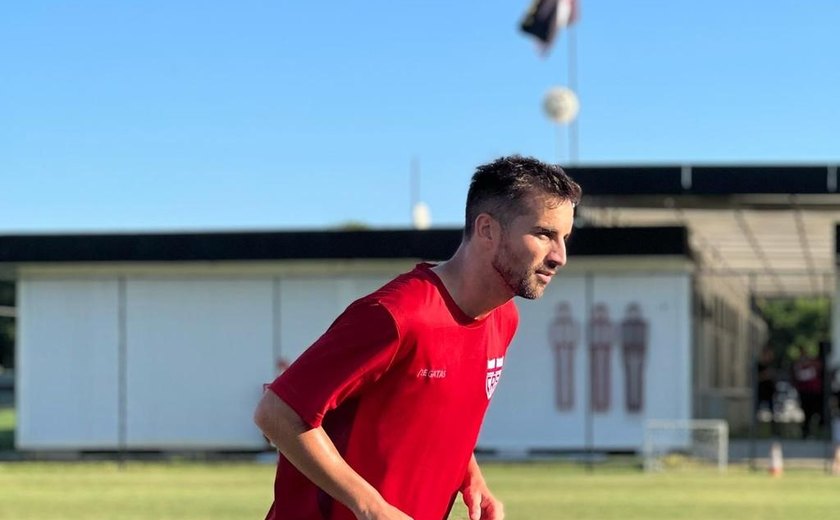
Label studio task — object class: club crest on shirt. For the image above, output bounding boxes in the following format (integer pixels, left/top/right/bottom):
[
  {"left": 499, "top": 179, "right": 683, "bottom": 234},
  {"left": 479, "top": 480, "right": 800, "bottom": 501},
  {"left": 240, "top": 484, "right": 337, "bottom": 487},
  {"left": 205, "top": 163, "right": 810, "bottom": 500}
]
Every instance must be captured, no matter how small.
[{"left": 486, "top": 357, "right": 504, "bottom": 399}]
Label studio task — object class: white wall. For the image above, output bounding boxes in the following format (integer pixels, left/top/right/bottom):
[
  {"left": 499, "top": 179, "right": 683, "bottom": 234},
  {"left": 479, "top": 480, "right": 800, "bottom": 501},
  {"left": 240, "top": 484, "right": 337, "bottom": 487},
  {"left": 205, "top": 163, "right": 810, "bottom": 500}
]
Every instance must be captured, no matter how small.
[
  {"left": 18, "top": 279, "right": 121, "bottom": 449},
  {"left": 480, "top": 272, "right": 692, "bottom": 451},
  {"left": 17, "top": 269, "right": 395, "bottom": 450},
  {"left": 17, "top": 263, "right": 692, "bottom": 452},
  {"left": 124, "top": 278, "right": 275, "bottom": 449}
]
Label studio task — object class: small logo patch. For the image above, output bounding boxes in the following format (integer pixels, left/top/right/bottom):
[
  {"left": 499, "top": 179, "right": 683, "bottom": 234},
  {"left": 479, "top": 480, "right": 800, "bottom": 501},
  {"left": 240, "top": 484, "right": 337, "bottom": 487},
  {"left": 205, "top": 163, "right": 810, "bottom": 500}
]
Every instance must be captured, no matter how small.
[{"left": 486, "top": 357, "right": 504, "bottom": 399}]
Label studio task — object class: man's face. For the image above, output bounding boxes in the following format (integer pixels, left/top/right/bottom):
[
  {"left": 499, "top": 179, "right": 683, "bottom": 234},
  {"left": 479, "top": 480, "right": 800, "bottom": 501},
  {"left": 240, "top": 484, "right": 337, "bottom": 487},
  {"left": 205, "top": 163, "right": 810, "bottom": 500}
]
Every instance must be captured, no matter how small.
[{"left": 491, "top": 194, "right": 575, "bottom": 300}]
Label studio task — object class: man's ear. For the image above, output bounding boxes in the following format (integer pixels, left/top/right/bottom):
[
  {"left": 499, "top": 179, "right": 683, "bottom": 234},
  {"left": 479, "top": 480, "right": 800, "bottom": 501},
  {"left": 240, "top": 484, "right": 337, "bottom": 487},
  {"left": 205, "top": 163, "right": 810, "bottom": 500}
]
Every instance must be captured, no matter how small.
[{"left": 473, "top": 213, "right": 500, "bottom": 246}]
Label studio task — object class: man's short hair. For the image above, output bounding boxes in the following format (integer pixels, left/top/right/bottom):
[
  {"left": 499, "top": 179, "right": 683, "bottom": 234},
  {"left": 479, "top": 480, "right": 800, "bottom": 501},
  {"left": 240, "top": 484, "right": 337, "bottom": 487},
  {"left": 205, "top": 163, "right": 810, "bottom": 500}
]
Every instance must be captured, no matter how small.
[{"left": 464, "top": 155, "right": 582, "bottom": 238}]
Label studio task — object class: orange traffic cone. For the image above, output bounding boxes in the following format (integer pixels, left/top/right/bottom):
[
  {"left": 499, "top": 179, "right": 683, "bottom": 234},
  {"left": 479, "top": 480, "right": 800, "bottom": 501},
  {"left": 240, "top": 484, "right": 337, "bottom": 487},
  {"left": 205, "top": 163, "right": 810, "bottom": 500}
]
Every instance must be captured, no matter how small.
[{"left": 769, "top": 441, "right": 784, "bottom": 477}]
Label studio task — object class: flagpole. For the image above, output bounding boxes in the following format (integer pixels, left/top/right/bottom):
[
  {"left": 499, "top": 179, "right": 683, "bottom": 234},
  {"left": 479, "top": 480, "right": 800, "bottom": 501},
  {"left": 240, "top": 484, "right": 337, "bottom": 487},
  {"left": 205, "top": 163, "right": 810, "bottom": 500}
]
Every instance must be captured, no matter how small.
[
  {"left": 555, "top": 121, "right": 564, "bottom": 165},
  {"left": 523, "top": 0, "right": 579, "bottom": 165}
]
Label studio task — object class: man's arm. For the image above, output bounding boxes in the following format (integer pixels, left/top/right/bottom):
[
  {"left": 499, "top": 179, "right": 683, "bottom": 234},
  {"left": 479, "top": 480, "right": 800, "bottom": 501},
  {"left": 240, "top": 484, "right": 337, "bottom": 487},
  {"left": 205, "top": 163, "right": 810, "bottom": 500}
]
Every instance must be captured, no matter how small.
[
  {"left": 254, "top": 390, "right": 412, "bottom": 520},
  {"left": 460, "top": 454, "right": 504, "bottom": 520}
]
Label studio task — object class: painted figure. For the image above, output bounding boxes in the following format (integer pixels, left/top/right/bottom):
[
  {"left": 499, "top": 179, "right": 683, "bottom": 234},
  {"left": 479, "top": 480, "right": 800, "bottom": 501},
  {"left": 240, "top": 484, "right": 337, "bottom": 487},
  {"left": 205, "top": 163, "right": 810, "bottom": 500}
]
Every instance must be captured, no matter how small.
[
  {"left": 549, "top": 302, "right": 579, "bottom": 410},
  {"left": 588, "top": 303, "right": 613, "bottom": 413},
  {"left": 620, "top": 303, "right": 648, "bottom": 413}
]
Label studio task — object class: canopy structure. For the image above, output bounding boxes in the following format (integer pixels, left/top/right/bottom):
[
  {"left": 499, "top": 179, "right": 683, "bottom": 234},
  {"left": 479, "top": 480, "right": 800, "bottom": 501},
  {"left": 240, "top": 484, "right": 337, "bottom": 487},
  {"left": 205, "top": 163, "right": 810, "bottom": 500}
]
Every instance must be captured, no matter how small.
[{"left": 568, "top": 165, "right": 840, "bottom": 297}]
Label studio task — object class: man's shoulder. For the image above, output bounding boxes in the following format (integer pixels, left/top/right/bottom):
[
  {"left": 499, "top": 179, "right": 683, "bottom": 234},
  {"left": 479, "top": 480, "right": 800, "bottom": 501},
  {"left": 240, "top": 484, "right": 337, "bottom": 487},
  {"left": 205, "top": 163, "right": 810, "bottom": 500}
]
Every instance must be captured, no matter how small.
[
  {"left": 499, "top": 298, "right": 519, "bottom": 317},
  {"left": 367, "top": 264, "right": 442, "bottom": 311},
  {"left": 495, "top": 299, "right": 520, "bottom": 333}
]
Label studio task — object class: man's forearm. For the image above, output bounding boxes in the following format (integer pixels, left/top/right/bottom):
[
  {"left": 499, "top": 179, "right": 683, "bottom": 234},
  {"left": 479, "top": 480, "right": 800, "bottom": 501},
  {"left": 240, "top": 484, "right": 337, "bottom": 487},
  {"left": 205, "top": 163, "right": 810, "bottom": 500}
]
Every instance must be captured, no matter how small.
[
  {"left": 461, "top": 453, "right": 486, "bottom": 489},
  {"left": 254, "top": 391, "right": 392, "bottom": 518}
]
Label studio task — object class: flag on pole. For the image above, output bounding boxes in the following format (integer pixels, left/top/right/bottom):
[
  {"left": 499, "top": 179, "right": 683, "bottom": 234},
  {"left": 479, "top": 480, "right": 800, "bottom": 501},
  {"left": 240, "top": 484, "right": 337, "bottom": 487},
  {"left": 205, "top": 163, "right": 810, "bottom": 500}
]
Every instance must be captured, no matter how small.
[{"left": 520, "top": 0, "right": 579, "bottom": 51}]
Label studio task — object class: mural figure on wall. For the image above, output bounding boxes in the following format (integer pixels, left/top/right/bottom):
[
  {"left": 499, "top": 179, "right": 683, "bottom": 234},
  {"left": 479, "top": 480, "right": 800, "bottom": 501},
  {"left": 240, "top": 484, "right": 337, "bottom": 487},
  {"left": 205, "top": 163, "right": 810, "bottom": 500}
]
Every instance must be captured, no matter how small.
[
  {"left": 620, "top": 303, "right": 648, "bottom": 413},
  {"left": 549, "top": 302, "right": 579, "bottom": 411},
  {"left": 589, "top": 303, "right": 614, "bottom": 412}
]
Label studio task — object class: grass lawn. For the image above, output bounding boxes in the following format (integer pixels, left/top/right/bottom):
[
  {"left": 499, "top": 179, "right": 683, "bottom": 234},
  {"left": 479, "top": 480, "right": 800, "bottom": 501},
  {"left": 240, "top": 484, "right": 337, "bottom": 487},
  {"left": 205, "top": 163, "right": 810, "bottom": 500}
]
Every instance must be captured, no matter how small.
[
  {"left": 0, "top": 461, "right": 837, "bottom": 519},
  {"left": 450, "top": 463, "right": 839, "bottom": 520},
  {"left": 0, "top": 462, "right": 275, "bottom": 520}
]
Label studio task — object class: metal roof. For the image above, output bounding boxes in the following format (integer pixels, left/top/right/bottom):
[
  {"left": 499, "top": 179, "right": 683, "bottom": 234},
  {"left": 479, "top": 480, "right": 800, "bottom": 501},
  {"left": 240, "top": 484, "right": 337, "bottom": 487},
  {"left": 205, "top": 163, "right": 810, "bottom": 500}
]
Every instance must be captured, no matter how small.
[
  {"left": 569, "top": 165, "right": 840, "bottom": 297},
  {"left": 0, "top": 227, "right": 690, "bottom": 264}
]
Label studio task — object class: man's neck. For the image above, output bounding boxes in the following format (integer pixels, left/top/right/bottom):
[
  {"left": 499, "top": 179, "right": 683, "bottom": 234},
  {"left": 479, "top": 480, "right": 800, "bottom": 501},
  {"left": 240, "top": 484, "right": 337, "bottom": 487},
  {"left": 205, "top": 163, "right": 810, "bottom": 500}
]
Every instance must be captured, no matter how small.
[{"left": 431, "top": 245, "right": 512, "bottom": 320}]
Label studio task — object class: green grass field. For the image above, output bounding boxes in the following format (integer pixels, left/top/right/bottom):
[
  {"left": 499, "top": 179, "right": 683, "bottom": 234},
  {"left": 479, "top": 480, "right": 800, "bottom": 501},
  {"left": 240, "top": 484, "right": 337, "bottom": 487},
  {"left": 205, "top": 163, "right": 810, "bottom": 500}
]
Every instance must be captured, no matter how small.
[{"left": 0, "top": 461, "right": 837, "bottom": 519}]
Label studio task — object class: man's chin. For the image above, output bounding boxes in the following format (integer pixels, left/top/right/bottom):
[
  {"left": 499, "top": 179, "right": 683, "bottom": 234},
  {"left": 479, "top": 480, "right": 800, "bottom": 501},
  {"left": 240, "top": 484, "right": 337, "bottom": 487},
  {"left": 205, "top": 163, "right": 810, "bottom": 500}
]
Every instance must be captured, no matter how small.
[{"left": 516, "top": 283, "right": 545, "bottom": 300}]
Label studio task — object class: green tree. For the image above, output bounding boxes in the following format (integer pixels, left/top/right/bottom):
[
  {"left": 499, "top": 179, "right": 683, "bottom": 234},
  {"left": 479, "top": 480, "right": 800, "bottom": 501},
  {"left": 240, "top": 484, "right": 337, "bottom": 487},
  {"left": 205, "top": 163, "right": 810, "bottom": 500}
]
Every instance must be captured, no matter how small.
[
  {"left": 334, "top": 221, "right": 371, "bottom": 231},
  {"left": 757, "top": 297, "right": 830, "bottom": 364},
  {"left": 0, "top": 282, "right": 12, "bottom": 306}
]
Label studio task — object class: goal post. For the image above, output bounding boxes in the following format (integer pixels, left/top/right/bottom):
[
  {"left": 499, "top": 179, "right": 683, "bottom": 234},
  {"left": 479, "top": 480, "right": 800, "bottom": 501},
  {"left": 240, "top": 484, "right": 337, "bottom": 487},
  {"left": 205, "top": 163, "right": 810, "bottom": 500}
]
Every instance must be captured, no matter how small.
[{"left": 642, "top": 419, "right": 729, "bottom": 473}]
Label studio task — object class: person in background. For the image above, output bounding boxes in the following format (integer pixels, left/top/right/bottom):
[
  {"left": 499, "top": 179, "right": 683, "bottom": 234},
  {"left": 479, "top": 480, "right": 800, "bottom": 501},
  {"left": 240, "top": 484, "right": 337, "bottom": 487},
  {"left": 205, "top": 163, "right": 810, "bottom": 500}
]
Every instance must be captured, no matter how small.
[
  {"left": 755, "top": 344, "right": 777, "bottom": 434},
  {"left": 791, "top": 345, "right": 824, "bottom": 439}
]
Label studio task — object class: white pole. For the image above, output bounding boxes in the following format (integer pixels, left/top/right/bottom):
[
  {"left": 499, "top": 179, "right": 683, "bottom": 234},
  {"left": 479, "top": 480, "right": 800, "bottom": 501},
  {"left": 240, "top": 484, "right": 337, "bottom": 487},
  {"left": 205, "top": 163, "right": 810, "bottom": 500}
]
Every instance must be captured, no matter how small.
[{"left": 568, "top": 25, "right": 579, "bottom": 164}]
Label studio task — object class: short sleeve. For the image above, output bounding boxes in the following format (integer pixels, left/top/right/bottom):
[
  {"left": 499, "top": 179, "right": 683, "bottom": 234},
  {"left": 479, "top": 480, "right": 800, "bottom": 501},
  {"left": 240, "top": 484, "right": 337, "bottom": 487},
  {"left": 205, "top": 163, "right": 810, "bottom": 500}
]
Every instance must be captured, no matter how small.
[{"left": 268, "top": 299, "right": 401, "bottom": 428}]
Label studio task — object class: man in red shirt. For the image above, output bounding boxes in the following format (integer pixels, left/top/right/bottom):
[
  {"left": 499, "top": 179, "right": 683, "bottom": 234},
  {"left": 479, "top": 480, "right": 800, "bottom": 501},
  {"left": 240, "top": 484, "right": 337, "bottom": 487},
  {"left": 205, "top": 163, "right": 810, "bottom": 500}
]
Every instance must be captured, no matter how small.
[
  {"left": 791, "top": 345, "right": 824, "bottom": 439},
  {"left": 254, "top": 155, "right": 581, "bottom": 520}
]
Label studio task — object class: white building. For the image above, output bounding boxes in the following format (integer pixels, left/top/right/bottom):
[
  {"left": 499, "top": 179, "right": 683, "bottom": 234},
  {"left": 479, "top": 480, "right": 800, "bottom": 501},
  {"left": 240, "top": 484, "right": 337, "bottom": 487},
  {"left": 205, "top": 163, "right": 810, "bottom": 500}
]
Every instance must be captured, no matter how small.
[
  {"left": 5, "top": 164, "right": 836, "bottom": 454},
  {"left": 1, "top": 226, "right": 704, "bottom": 453}
]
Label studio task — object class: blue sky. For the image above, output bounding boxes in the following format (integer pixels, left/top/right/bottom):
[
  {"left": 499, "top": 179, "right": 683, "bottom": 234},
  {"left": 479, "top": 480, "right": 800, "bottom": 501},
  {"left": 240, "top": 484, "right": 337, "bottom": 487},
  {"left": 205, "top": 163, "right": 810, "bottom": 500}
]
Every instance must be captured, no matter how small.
[{"left": 2, "top": 1, "right": 838, "bottom": 232}]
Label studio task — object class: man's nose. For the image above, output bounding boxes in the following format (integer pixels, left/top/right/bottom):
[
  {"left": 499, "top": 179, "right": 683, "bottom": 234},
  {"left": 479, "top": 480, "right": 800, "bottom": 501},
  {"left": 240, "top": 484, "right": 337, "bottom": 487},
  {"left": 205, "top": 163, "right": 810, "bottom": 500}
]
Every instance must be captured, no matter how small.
[{"left": 545, "top": 241, "right": 567, "bottom": 270}]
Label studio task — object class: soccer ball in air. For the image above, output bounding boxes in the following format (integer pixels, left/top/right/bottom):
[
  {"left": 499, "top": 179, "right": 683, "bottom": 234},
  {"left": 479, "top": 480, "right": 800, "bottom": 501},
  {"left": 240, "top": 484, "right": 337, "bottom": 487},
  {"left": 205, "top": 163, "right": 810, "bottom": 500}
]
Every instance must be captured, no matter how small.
[{"left": 543, "top": 87, "right": 579, "bottom": 124}]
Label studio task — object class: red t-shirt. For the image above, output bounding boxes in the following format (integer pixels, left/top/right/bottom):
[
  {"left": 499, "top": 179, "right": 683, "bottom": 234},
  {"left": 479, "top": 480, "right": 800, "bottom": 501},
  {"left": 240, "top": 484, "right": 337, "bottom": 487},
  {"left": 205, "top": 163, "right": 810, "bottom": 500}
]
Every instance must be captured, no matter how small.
[
  {"left": 793, "top": 358, "right": 823, "bottom": 395},
  {"left": 265, "top": 264, "right": 519, "bottom": 520}
]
